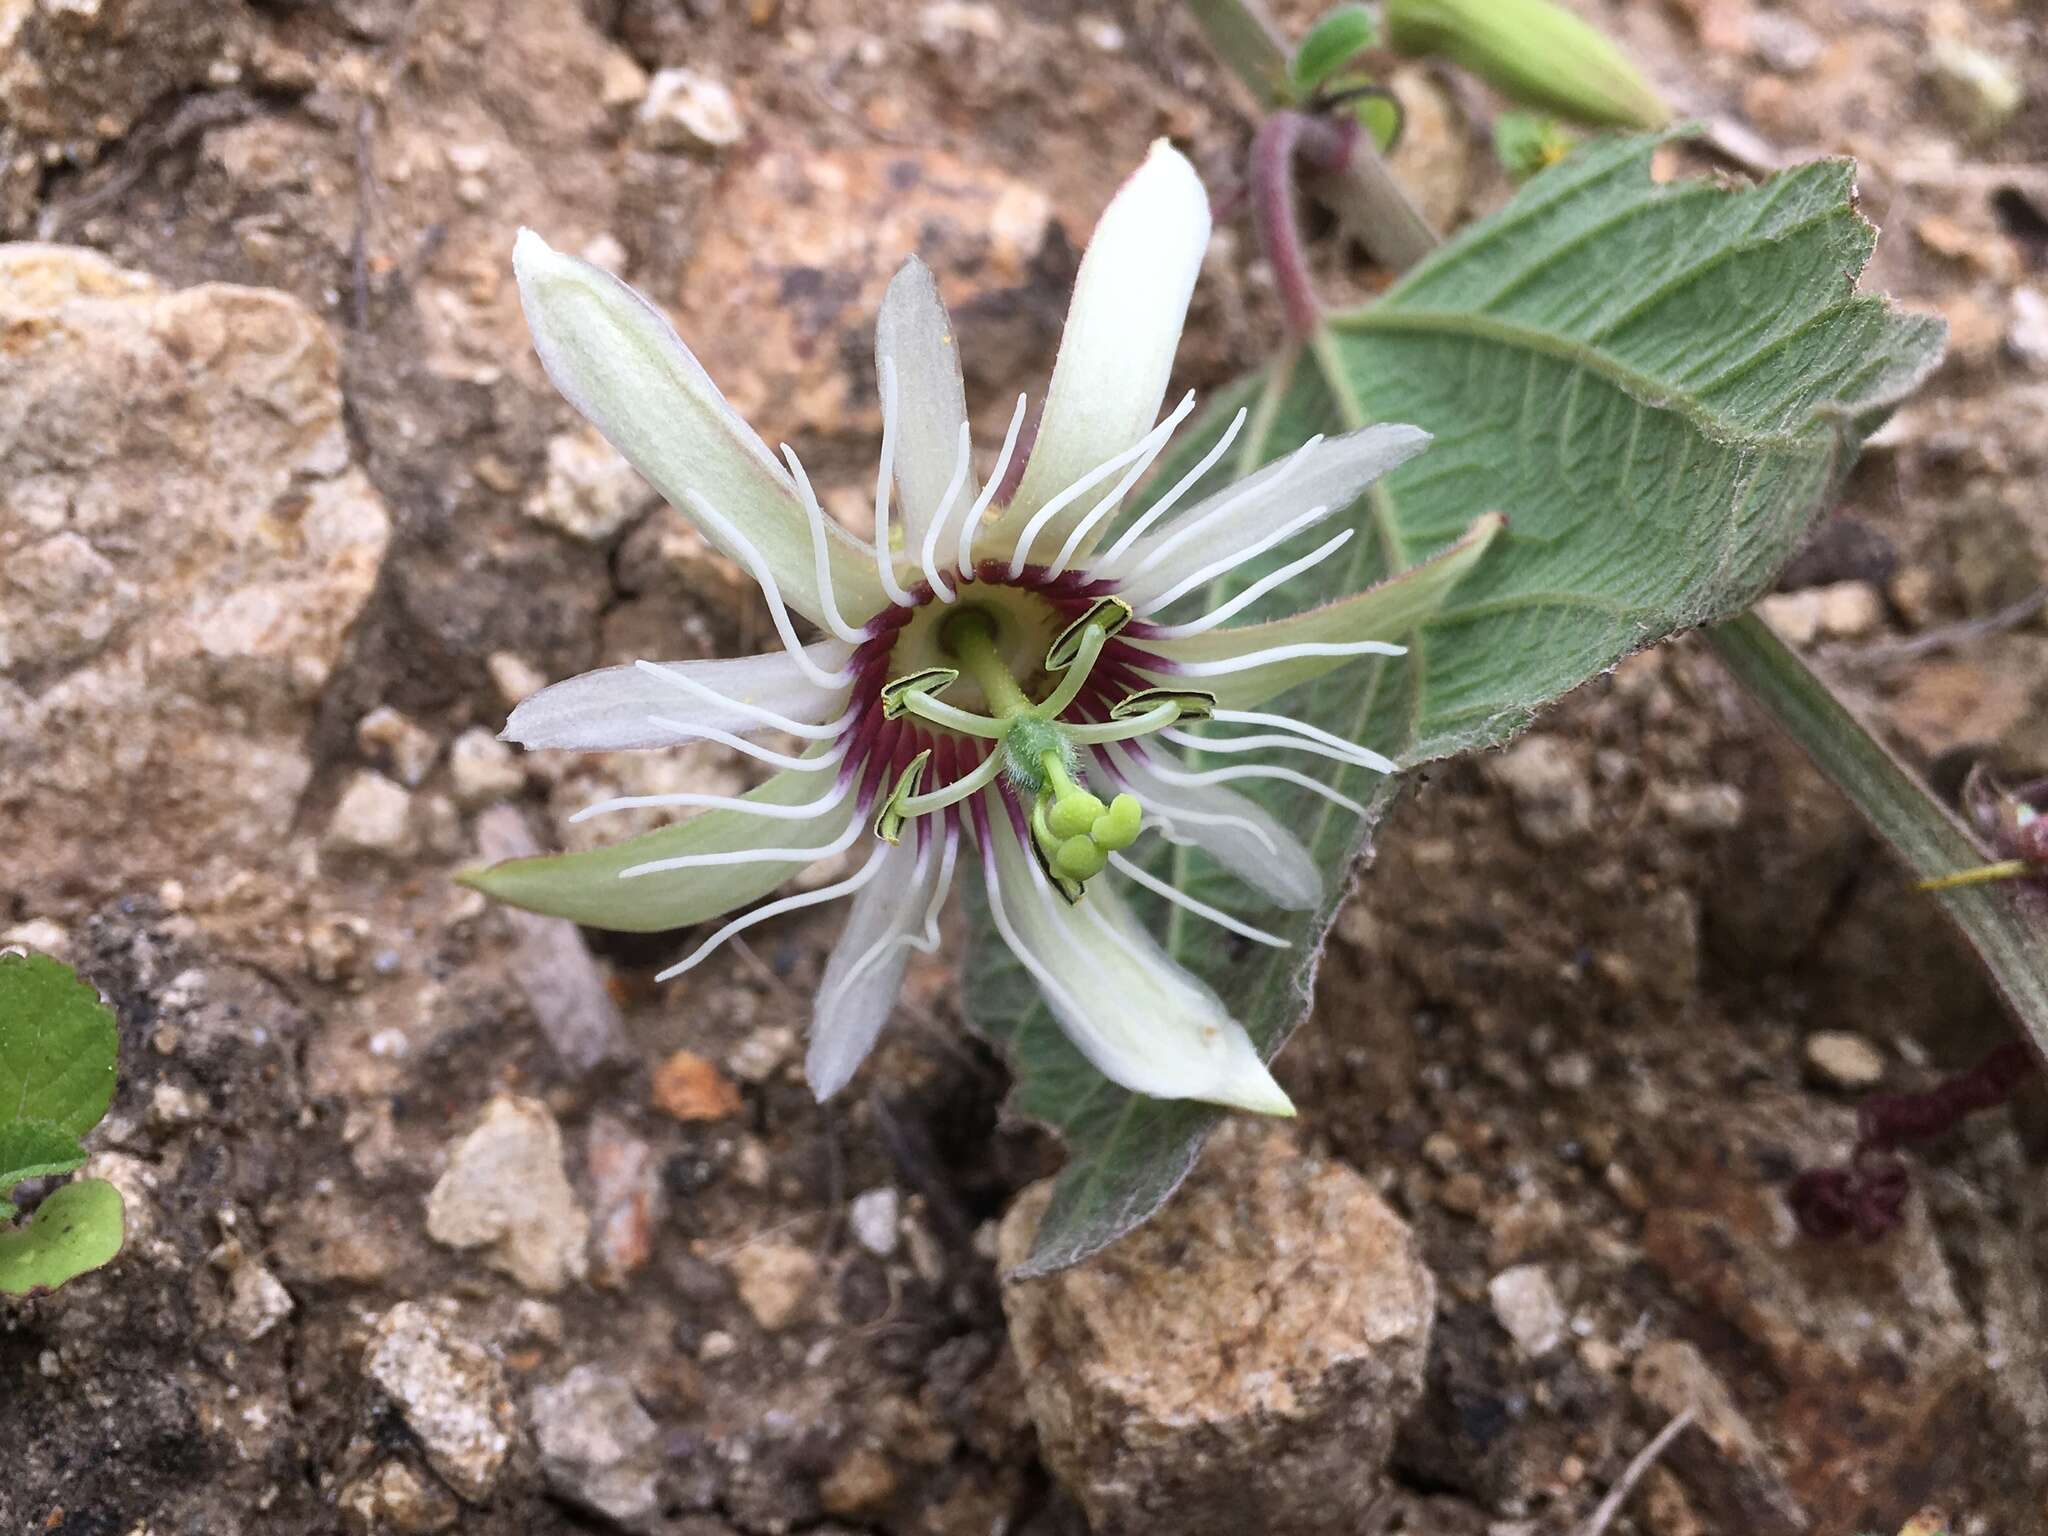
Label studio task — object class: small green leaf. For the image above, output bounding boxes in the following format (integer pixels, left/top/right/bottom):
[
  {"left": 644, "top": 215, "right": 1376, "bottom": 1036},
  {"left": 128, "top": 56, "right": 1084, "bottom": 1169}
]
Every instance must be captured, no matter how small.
[
  {"left": 0, "top": 1120, "right": 88, "bottom": 1200},
  {"left": 0, "top": 951, "right": 119, "bottom": 1139},
  {"left": 0, "top": 1178, "right": 125, "bottom": 1295},
  {"left": 1353, "top": 92, "right": 1403, "bottom": 153},
  {"left": 972, "top": 134, "right": 1944, "bottom": 1274},
  {"left": 1493, "top": 111, "right": 1576, "bottom": 181},
  {"left": 1290, "top": 4, "right": 1380, "bottom": 95}
]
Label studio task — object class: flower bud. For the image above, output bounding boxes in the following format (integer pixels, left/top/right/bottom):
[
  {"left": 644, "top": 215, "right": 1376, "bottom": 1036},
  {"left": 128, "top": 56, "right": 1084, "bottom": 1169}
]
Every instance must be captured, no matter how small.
[{"left": 1384, "top": 0, "right": 1668, "bottom": 131}]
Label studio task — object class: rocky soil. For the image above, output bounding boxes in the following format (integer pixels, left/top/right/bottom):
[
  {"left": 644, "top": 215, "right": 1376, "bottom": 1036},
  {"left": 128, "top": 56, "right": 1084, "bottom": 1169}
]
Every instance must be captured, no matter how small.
[{"left": 3, "top": 0, "right": 2046, "bottom": 1532}]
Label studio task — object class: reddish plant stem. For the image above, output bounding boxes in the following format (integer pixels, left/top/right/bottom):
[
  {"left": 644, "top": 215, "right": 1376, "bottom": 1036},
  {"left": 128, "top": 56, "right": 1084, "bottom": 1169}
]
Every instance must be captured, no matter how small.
[{"left": 1250, "top": 109, "right": 1359, "bottom": 339}]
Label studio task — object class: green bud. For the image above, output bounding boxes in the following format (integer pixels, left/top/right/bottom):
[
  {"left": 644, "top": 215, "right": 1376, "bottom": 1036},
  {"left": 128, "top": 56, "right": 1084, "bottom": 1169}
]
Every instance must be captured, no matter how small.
[
  {"left": 1290, "top": 4, "right": 1380, "bottom": 97},
  {"left": 1384, "top": 0, "right": 1668, "bottom": 130}
]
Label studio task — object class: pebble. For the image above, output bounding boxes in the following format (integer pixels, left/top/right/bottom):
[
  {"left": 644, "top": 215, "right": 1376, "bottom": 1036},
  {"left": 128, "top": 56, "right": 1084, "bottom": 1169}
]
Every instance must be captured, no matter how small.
[
  {"left": 848, "top": 1187, "right": 901, "bottom": 1258},
  {"left": 1652, "top": 782, "right": 1748, "bottom": 834},
  {"left": 424, "top": 1095, "right": 591, "bottom": 1294},
  {"left": 820, "top": 1446, "right": 898, "bottom": 1516},
  {"left": 529, "top": 1365, "right": 664, "bottom": 1533},
  {"left": 1813, "top": 580, "right": 1884, "bottom": 639},
  {"left": 1488, "top": 1264, "right": 1567, "bottom": 1358},
  {"left": 1748, "top": 12, "right": 1821, "bottom": 74},
  {"left": 356, "top": 705, "right": 440, "bottom": 787},
  {"left": 448, "top": 728, "right": 525, "bottom": 808},
  {"left": 362, "top": 1303, "right": 515, "bottom": 1502},
  {"left": 1925, "top": 39, "right": 2022, "bottom": 141},
  {"left": 1757, "top": 588, "right": 1824, "bottom": 646},
  {"left": 525, "top": 428, "right": 652, "bottom": 543},
  {"left": 729, "top": 1238, "right": 819, "bottom": 1331},
  {"left": 727, "top": 1024, "right": 797, "bottom": 1085},
  {"left": 1804, "top": 1030, "right": 1886, "bottom": 1091},
  {"left": 637, "top": 67, "right": 744, "bottom": 150},
  {"left": 651, "top": 1049, "right": 742, "bottom": 1121},
  {"left": 2008, "top": 287, "right": 2048, "bottom": 373},
  {"left": 587, "top": 1115, "right": 663, "bottom": 1287},
  {"left": 487, "top": 651, "right": 549, "bottom": 710},
  {"left": 223, "top": 1253, "right": 294, "bottom": 1341},
  {"left": 1484, "top": 735, "right": 1594, "bottom": 849},
  {"left": 324, "top": 770, "right": 415, "bottom": 858},
  {"left": 338, "top": 1459, "right": 461, "bottom": 1534}
]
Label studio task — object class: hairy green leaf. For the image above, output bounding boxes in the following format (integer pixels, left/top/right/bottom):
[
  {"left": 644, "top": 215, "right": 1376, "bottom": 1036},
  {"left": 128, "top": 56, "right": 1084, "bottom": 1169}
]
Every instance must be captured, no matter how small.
[
  {"left": 0, "top": 952, "right": 118, "bottom": 1140},
  {"left": 0, "top": 1178, "right": 125, "bottom": 1295},
  {"left": 0, "top": 1121, "right": 89, "bottom": 1203},
  {"left": 971, "top": 135, "right": 1945, "bottom": 1275}
]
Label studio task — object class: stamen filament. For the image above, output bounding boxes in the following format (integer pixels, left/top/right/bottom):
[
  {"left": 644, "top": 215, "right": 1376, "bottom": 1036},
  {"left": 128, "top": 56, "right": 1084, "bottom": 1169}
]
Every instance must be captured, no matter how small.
[
  {"left": 1063, "top": 703, "right": 1180, "bottom": 745},
  {"left": 682, "top": 490, "right": 857, "bottom": 689},
  {"left": 1106, "top": 853, "right": 1289, "bottom": 948},
  {"left": 1094, "top": 406, "right": 1250, "bottom": 568},
  {"left": 620, "top": 803, "right": 866, "bottom": 879},
  {"left": 780, "top": 446, "right": 871, "bottom": 645},
  {"left": 1007, "top": 393, "right": 1196, "bottom": 578},
  {"left": 1043, "top": 392, "right": 1201, "bottom": 578},
  {"left": 642, "top": 716, "right": 852, "bottom": 772},
  {"left": 1140, "top": 529, "right": 1354, "bottom": 634},
  {"left": 894, "top": 749, "right": 1004, "bottom": 815},
  {"left": 655, "top": 843, "right": 892, "bottom": 980},
  {"left": 1118, "top": 433, "right": 1325, "bottom": 581},
  {"left": 1035, "top": 624, "right": 1108, "bottom": 720},
  {"left": 634, "top": 658, "right": 851, "bottom": 739},
  {"left": 871, "top": 356, "right": 915, "bottom": 607},
  {"left": 897, "top": 691, "right": 1011, "bottom": 739},
  {"left": 919, "top": 419, "right": 974, "bottom": 603},
  {"left": 959, "top": 393, "right": 1028, "bottom": 579}
]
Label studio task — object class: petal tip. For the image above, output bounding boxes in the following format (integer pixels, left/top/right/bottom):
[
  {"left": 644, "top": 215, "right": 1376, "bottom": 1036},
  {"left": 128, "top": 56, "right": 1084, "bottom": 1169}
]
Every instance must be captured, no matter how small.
[{"left": 1205, "top": 1054, "right": 1296, "bottom": 1117}]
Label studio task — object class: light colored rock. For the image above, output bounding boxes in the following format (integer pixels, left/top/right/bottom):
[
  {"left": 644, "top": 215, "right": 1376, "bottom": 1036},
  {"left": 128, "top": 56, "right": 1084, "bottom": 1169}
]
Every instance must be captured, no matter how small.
[
  {"left": 637, "top": 67, "right": 745, "bottom": 150},
  {"left": 338, "top": 1459, "right": 461, "bottom": 1535},
  {"left": 224, "top": 1253, "right": 294, "bottom": 1341},
  {"left": 325, "top": 771, "right": 415, "bottom": 858},
  {"left": 999, "top": 1121, "right": 1436, "bottom": 1535},
  {"left": 449, "top": 728, "right": 524, "bottom": 808},
  {"left": 1757, "top": 589, "right": 1825, "bottom": 646},
  {"left": 362, "top": 1303, "right": 515, "bottom": 1503},
  {"left": 730, "top": 1238, "right": 820, "bottom": 1331},
  {"left": 425, "top": 1095, "right": 590, "bottom": 1294},
  {"left": 1804, "top": 1030, "right": 1886, "bottom": 1091},
  {"left": 1813, "top": 580, "right": 1884, "bottom": 639},
  {"left": 1749, "top": 12, "right": 1821, "bottom": 74},
  {"left": 587, "top": 1114, "right": 662, "bottom": 1287},
  {"left": 1488, "top": 1264, "right": 1567, "bottom": 1358},
  {"left": 357, "top": 705, "right": 440, "bottom": 787},
  {"left": 524, "top": 428, "right": 652, "bottom": 542},
  {"left": 487, "top": 651, "right": 550, "bottom": 709},
  {"left": 529, "top": 1365, "right": 663, "bottom": 1533},
  {"left": 2009, "top": 287, "right": 2048, "bottom": 372},
  {"left": 727, "top": 1024, "right": 796, "bottom": 1084},
  {"left": 849, "top": 1187, "right": 901, "bottom": 1258},
  {"left": 1485, "top": 735, "right": 1594, "bottom": 848},
  {"left": 0, "top": 246, "right": 391, "bottom": 914},
  {"left": 1653, "top": 782, "right": 1747, "bottom": 834},
  {"left": 0, "top": 0, "right": 245, "bottom": 147},
  {"left": 1926, "top": 39, "right": 2022, "bottom": 141}
]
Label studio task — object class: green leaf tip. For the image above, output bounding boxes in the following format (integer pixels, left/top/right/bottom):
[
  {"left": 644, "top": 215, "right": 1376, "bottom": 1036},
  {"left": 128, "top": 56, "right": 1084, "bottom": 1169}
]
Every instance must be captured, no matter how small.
[
  {"left": 1385, "top": 0, "right": 1670, "bottom": 130},
  {"left": 1289, "top": 4, "right": 1380, "bottom": 95}
]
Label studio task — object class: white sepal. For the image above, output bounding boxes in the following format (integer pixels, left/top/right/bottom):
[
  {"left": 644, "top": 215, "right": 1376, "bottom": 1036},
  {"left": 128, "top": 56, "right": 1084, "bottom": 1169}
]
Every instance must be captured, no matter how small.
[
  {"left": 502, "top": 643, "right": 853, "bottom": 751},
  {"left": 1105, "top": 744, "right": 1322, "bottom": 909},
  {"left": 876, "top": 259, "right": 977, "bottom": 564}
]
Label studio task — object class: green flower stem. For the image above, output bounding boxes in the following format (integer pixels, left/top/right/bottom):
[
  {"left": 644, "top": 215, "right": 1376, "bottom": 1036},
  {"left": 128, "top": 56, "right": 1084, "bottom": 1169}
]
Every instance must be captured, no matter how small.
[{"left": 944, "top": 609, "right": 1035, "bottom": 720}]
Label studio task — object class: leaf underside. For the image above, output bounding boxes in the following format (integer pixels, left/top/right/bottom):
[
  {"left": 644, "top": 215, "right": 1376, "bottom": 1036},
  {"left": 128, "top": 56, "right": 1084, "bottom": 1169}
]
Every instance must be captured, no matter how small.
[
  {"left": 969, "top": 134, "right": 1944, "bottom": 1275},
  {"left": 0, "top": 1179, "right": 125, "bottom": 1295}
]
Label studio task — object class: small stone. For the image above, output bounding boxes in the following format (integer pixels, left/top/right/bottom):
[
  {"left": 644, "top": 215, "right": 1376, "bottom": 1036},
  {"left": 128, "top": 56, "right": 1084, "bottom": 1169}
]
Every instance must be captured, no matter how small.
[
  {"left": 1757, "top": 589, "right": 1824, "bottom": 647},
  {"left": 1803, "top": 1031, "right": 1886, "bottom": 1091},
  {"left": 587, "top": 1114, "right": 663, "bottom": 1287},
  {"left": 1653, "top": 783, "right": 1748, "bottom": 834},
  {"left": 729, "top": 1238, "right": 820, "bottom": 1331},
  {"left": 637, "top": 67, "right": 745, "bottom": 151},
  {"left": 0, "top": 918, "right": 70, "bottom": 959},
  {"left": 1488, "top": 1264, "right": 1567, "bottom": 1358},
  {"left": 448, "top": 728, "right": 525, "bottom": 808},
  {"left": 525, "top": 429, "right": 652, "bottom": 543},
  {"left": 727, "top": 1024, "right": 796, "bottom": 1084},
  {"left": 2008, "top": 288, "right": 2048, "bottom": 373},
  {"left": 849, "top": 1187, "right": 901, "bottom": 1258},
  {"left": 1926, "top": 39, "right": 2022, "bottom": 141},
  {"left": 599, "top": 47, "right": 650, "bottom": 109},
  {"left": 651, "top": 1049, "right": 743, "bottom": 1121},
  {"left": 425, "top": 1095, "right": 590, "bottom": 1294},
  {"left": 339, "top": 1459, "right": 461, "bottom": 1535},
  {"left": 999, "top": 1121, "right": 1435, "bottom": 1535},
  {"left": 324, "top": 770, "right": 415, "bottom": 858},
  {"left": 1437, "top": 1171, "right": 1487, "bottom": 1217},
  {"left": 305, "top": 913, "right": 372, "bottom": 986},
  {"left": 530, "top": 1365, "right": 663, "bottom": 1533},
  {"left": 579, "top": 233, "right": 630, "bottom": 276},
  {"left": 1748, "top": 12, "right": 1820, "bottom": 74},
  {"left": 356, "top": 705, "right": 440, "bottom": 787},
  {"left": 512, "top": 1299, "right": 565, "bottom": 1347},
  {"left": 224, "top": 1254, "right": 294, "bottom": 1341},
  {"left": 820, "top": 1446, "right": 897, "bottom": 1516},
  {"left": 487, "top": 652, "right": 549, "bottom": 709},
  {"left": 362, "top": 1303, "right": 515, "bottom": 1502},
  {"left": 1814, "top": 580, "right": 1883, "bottom": 639},
  {"left": 1484, "top": 735, "right": 1593, "bottom": 848}
]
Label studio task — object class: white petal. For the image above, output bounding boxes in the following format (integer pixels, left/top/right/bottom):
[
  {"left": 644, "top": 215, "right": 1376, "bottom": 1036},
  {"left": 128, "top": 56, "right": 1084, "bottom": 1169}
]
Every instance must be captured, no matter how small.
[
  {"left": 989, "top": 141, "right": 1211, "bottom": 558},
  {"left": 514, "top": 230, "right": 883, "bottom": 626},
  {"left": 1137, "top": 511, "right": 1504, "bottom": 709},
  {"left": 982, "top": 810, "right": 1292, "bottom": 1116},
  {"left": 1106, "top": 744, "right": 1321, "bottom": 909},
  {"left": 1107, "top": 424, "right": 1431, "bottom": 608},
  {"left": 806, "top": 834, "right": 948, "bottom": 1099},
  {"left": 876, "top": 259, "right": 976, "bottom": 557},
  {"left": 502, "top": 643, "right": 853, "bottom": 750}
]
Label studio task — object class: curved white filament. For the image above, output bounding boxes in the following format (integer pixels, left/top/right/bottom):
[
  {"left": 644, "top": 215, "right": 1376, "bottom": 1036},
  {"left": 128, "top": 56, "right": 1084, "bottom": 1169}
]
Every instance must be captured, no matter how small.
[
  {"left": 1100, "top": 747, "right": 1281, "bottom": 856},
  {"left": 1163, "top": 726, "right": 1395, "bottom": 774},
  {"left": 572, "top": 772, "right": 855, "bottom": 825},
  {"left": 780, "top": 447, "right": 873, "bottom": 644},
  {"left": 1042, "top": 391, "right": 1201, "bottom": 578},
  {"left": 1105, "top": 854, "right": 1287, "bottom": 947},
  {"left": 635, "top": 659, "right": 851, "bottom": 740},
  {"left": 1212, "top": 707, "right": 1399, "bottom": 766},
  {"left": 1093, "top": 406, "right": 1250, "bottom": 568},
  {"left": 1139, "top": 529, "right": 1354, "bottom": 633},
  {"left": 919, "top": 420, "right": 974, "bottom": 603},
  {"left": 974, "top": 809, "right": 1096, "bottom": 1028},
  {"left": 620, "top": 802, "right": 867, "bottom": 879},
  {"left": 1137, "top": 757, "right": 1366, "bottom": 819},
  {"left": 682, "top": 491, "right": 857, "bottom": 689},
  {"left": 1163, "top": 639, "right": 1406, "bottom": 677},
  {"left": 642, "top": 716, "right": 852, "bottom": 773},
  {"left": 959, "top": 393, "right": 1028, "bottom": 580},
  {"left": 897, "top": 692, "right": 1011, "bottom": 740},
  {"left": 1134, "top": 502, "right": 1336, "bottom": 613},
  {"left": 895, "top": 749, "right": 1004, "bottom": 815},
  {"left": 1062, "top": 704, "right": 1178, "bottom": 746},
  {"left": 1118, "top": 434, "right": 1325, "bottom": 581},
  {"left": 825, "top": 824, "right": 959, "bottom": 1000},
  {"left": 655, "top": 843, "right": 892, "bottom": 980},
  {"left": 1006, "top": 392, "right": 1196, "bottom": 578},
  {"left": 871, "top": 357, "right": 915, "bottom": 607}
]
